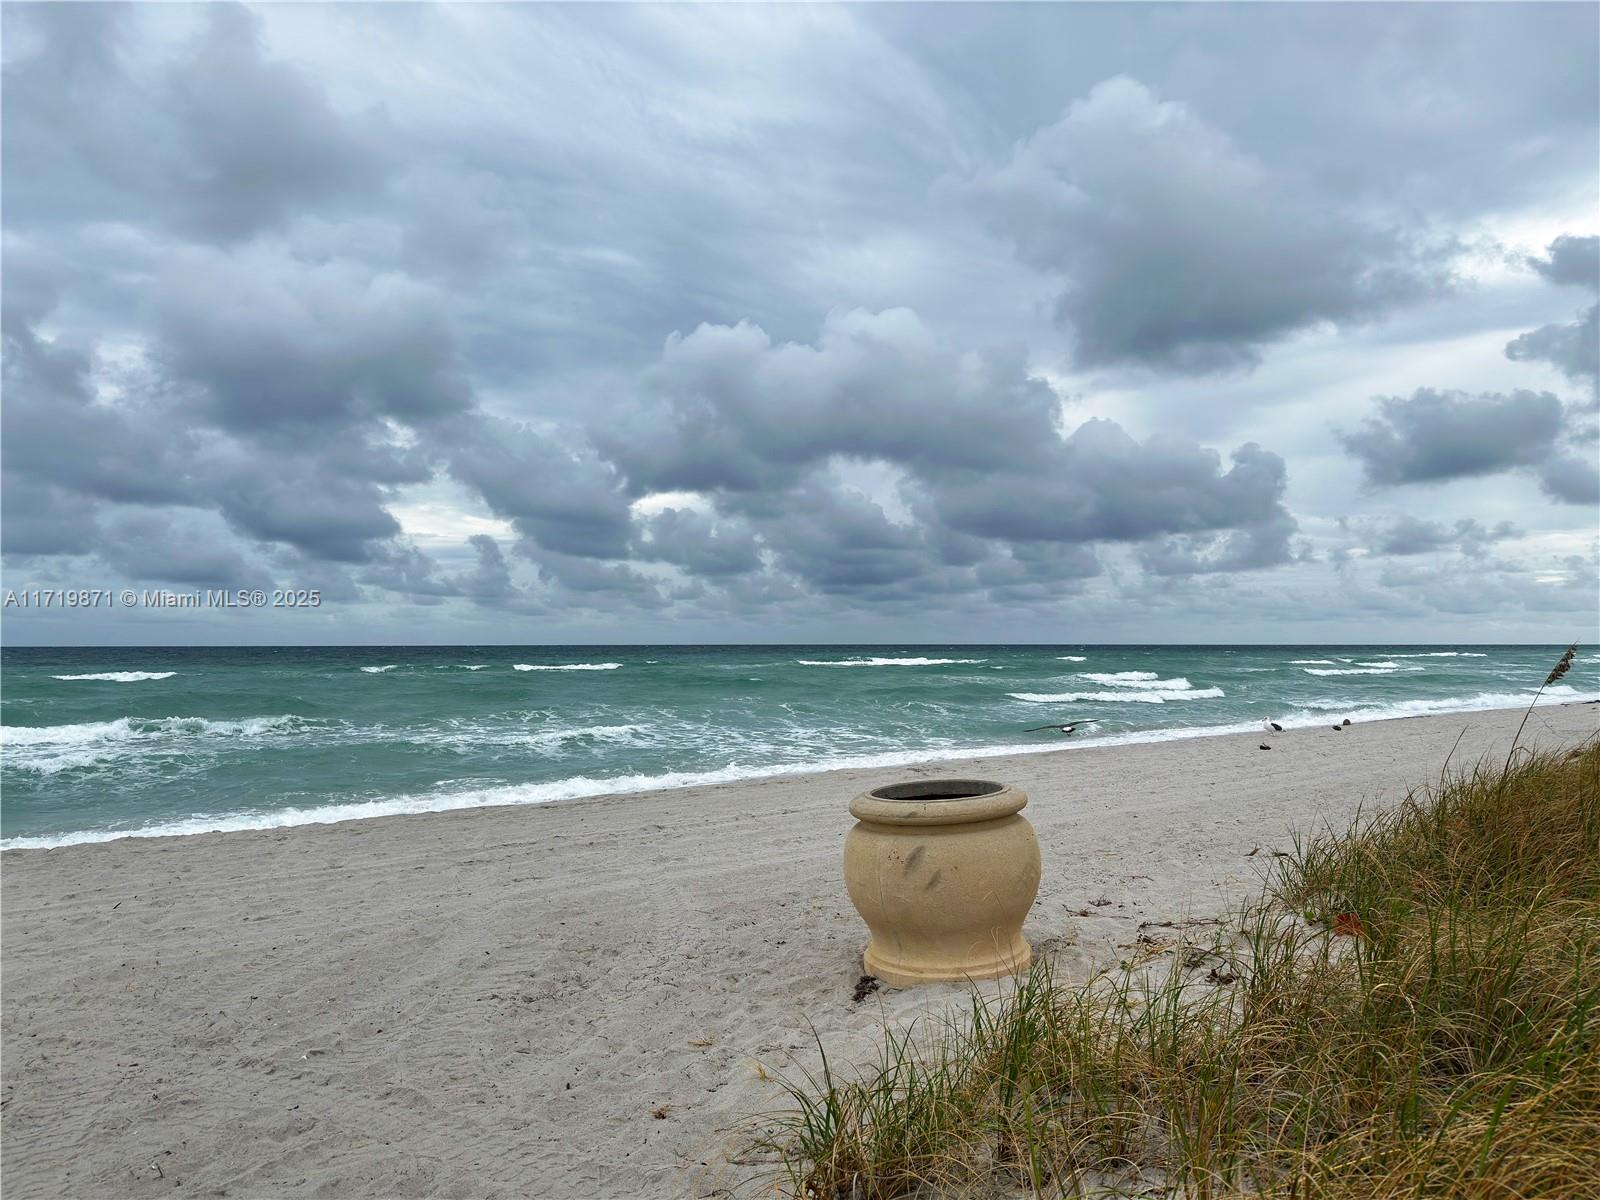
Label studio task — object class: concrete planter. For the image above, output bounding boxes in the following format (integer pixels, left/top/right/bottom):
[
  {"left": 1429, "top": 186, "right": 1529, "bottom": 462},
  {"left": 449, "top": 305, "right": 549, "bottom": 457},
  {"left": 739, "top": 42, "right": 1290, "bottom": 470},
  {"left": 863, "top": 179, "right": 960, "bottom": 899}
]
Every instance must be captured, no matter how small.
[{"left": 843, "top": 779, "right": 1040, "bottom": 988}]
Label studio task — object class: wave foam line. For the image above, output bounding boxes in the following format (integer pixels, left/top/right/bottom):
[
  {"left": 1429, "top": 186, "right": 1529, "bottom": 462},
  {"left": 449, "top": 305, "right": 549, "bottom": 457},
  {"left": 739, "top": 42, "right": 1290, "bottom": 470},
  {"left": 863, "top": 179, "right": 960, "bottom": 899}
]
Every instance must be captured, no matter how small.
[
  {"left": 1010, "top": 687, "right": 1225, "bottom": 704},
  {"left": 513, "top": 663, "right": 622, "bottom": 672},
  {"left": 794, "top": 657, "right": 985, "bottom": 667},
  {"left": 1303, "top": 666, "right": 1404, "bottom": 676},
  {"left": 1078, "top": 672, "right": 1193, "bottom": 689},
  {"left": 51, "top": 671, "right": 175, "bottom": 682},
  {"left": 1, "top": 715, "right": 313, "bottom": 774},
  {"left": 360, "top": 665, "right": 397, "bottom": 674},
  {"left": 1057, "top": 655, "right": 1087, "bottom": 662},
  {"left": 8, "top": 691, "right": 1596, "bottom": 850}
]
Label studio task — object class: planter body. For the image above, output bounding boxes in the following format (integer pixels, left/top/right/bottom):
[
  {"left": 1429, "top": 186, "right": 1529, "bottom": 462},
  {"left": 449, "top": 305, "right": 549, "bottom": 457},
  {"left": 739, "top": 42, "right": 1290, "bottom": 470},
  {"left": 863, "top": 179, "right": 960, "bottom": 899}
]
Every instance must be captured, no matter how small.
[{"left": 843, "top": 780, "right": 1040, "bottom": 987}]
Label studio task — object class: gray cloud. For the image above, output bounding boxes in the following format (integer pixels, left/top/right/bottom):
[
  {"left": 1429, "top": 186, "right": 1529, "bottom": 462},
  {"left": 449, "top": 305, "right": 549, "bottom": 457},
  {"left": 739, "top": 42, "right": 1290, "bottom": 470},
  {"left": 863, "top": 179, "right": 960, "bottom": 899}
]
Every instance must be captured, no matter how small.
[
  {"left": 1339, "top": 388, "right": 1567, "bottom": 486},
  {"left": 1365, "top": 515, "right": 1520, "bottom": 558},
  {"left": 1529, "top": 234, "right": 1599, "bottom": 291},
  {"left": 1538, "top": 455, "right": 1600, "bottom": 506},
  {"left": 960, "top": 76, "right": 1455, "bottom": 373},
  {"left": 3, "top": 3, "right": 389, "bottom": 242},
  {"left": 1505, "top": 304, "right": 1598, "bottom": 390},
  {"left": 1, "top": 3, "right": 1594, "bottom": 641}
]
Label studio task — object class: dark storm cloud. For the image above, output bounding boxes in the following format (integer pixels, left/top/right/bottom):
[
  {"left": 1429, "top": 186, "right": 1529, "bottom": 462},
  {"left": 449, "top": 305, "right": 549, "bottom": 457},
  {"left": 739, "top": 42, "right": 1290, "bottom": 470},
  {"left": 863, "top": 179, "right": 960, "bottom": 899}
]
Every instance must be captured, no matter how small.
[
  {"left": 156, "top": 251, "right": 473, "bottom": 433},
  {"left": 1338, "top": 388, "right": 1567, "bottom": 486},
  {"left": 1, "top": 2, "right": 1594, "bottom": 640},
  {"left": 446, "top": 417, "right": 633, "bottom": 560},
  {"left": 632, "top": 507, "right": 762, "bottom": 579},
  {"left": 601, "top": 311, "right": 1294, "bottom": 569},
  {"left": 959, "top": 77, "right": 1455, "bottom": 373},
  {"left": 3, "top": 3, "right": 389, "bottom": 241},
  {"left": 97, "top": 511, "right": 269, "bottom": 588}
]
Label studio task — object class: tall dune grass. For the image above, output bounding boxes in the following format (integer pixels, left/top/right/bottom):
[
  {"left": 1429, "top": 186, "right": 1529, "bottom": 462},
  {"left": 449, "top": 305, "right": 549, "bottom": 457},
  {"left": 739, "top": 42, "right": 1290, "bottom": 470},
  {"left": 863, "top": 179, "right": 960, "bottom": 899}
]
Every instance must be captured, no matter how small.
[{"left": 755, "top": 723, "right": 1599, "bottom": 1197}]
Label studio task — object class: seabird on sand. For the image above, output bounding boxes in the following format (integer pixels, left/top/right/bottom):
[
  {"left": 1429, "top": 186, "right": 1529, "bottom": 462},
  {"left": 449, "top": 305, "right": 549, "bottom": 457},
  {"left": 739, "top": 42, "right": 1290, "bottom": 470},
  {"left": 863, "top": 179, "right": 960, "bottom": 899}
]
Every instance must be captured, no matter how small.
[{"left": 1262, "top": 719, "right": 1285, "bottom": 733}]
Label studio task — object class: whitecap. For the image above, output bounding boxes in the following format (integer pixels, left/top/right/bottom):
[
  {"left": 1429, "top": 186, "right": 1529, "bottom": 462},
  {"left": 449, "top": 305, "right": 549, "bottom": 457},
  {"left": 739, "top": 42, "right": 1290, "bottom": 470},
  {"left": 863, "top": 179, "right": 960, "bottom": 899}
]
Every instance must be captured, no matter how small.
[
  {"left": 50, "top": 671, "right": 175, "bottom": 682},
  {"left": 1, "top": 715, "right": 310, "bottom": 775},
  {"left": 1009, "top": 687, "right": 1225, "bottom": 704},
  {"left": 1057, "top": 655, "right": 1087, "bottom": 662},
  {"left": 1078, "top": 672, "right": 1192, "bottom": 689},
  {"left": 793, "top": 657, "right": 985, "bottom": 667},
  {"left": 360, "top": 665, "right": 398, "bottom": 674},
  {"left": 513, "top": 663, "right": 623, "bottom": 672},
  {"left": 1303, "top": 666, "right": 1400, "bottom": 676}
]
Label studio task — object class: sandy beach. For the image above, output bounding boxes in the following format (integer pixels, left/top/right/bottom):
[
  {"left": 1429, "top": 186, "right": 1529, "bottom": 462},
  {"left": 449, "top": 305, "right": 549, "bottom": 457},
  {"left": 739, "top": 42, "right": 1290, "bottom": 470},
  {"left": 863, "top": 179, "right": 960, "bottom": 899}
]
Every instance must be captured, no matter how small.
[{"left": 3, "top": 702, "right": 1594, "bottom": 1199}]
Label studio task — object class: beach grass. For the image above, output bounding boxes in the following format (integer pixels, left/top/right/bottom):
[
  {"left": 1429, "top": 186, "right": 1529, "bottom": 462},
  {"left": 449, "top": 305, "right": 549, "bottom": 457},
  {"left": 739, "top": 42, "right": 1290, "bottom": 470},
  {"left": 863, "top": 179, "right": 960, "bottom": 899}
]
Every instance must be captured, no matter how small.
[{"left": 753, "top": 717, "right": 1600, "bottom": 1196}]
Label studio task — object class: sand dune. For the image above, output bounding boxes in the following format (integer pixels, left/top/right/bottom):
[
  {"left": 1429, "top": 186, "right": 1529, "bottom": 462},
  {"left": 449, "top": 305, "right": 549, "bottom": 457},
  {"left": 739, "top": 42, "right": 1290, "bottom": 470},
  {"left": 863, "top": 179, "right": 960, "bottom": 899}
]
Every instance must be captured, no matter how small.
[{"left": 2, "top": 703, "right": 1594, "bottom": 1198}]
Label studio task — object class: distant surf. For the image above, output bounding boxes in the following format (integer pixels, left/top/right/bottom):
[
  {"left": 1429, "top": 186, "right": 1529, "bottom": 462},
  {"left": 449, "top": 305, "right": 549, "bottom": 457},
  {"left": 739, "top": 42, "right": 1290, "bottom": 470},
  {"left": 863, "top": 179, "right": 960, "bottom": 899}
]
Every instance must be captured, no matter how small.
[{"left": 3, "top": 645, "right": 1593, "bottom": 848}]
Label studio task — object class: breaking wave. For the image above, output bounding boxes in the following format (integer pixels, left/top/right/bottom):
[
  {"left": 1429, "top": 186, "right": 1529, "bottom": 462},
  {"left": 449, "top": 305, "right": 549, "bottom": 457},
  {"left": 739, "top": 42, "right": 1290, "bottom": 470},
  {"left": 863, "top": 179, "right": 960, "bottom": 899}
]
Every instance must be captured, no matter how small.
[
  {"left": 51, "top": 671, "right": 176, "bottom": 682},
  {"left": 513, "top": 663, "right": 623, "bottom": 671},
  {"left": 795, "top": 657, "right": 985, "bottom": 667},
  {"left": 1010, "top": 687, "right": 1226, "bottom": 704},
  {"left": 1, "top": 715, "right": 312, "bottom": 774},
  {"left": 1078, "top": 672, "right": 1193, "bottom": 689}
]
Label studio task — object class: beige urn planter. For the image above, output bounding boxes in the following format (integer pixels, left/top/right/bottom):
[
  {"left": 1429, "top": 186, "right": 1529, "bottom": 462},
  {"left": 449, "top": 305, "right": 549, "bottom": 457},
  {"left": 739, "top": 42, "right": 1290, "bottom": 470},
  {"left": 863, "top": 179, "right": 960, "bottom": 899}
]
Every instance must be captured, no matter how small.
[{"left": 843, "top": 779, "right": 1041, "bottom": 988}]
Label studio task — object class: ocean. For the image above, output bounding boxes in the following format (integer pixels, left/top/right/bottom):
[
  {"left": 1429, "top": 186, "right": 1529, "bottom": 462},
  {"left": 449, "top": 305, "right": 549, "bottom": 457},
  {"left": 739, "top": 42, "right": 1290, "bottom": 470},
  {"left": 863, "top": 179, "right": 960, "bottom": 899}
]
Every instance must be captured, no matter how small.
[{"left": 2, "top": 645, "right": 1594, "bottom": 849}]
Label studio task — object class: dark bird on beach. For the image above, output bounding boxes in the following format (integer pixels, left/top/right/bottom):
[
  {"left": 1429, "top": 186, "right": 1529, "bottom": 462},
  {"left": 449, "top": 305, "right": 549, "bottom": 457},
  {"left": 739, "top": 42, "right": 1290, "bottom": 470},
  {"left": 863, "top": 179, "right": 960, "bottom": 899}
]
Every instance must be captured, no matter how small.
[
  {"left": 1331, "top": 724, "right": 1343, "bottom": 732},
  {"left": 1341, "top": 718, "right": 1352, "bottom": 727},
  {"left": 1026, "top": 720, "right": 1098, "bottom": 735},
  {"left": 1259, "top": 743, "right": 1272, "bottom": 751}
]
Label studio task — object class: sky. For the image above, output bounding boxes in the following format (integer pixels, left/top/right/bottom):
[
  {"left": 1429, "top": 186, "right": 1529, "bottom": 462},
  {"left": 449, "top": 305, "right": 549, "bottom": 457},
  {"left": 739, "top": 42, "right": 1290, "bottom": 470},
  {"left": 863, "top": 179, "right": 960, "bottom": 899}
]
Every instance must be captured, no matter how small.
[{"left": 2, "top": 1, "right": 1596, "bottom": 646}]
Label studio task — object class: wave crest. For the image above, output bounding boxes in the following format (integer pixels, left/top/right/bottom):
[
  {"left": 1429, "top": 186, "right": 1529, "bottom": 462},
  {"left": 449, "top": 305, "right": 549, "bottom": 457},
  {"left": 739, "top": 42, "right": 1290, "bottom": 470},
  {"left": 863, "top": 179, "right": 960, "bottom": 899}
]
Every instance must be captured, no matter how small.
[
  {"left": 51, "top": 671, "right": 175, "bottom": 682},
  {"left": 794, "top": 657, "right": 985, "bottom": 667}
]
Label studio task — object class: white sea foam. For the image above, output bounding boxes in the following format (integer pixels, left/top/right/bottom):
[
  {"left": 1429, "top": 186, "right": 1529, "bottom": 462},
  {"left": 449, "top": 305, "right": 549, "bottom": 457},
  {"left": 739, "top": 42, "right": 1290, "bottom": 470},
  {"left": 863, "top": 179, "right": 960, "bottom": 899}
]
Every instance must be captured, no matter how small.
[
  {"left": 50, "top": 671, "right": 176, "bottom": 682},
  {"left": 1303, "top": 666, "right": 1401, "bottom": 676},
  {"left": 1354, "top": 661, "right": 1401, "bottom": 668},
  {"left": 1289, "top": 686, "right": 1593, "bottom": 721},
  {"left": 1078, "top": 672, "right": 1193, "bottom": 689},
  {"left": 1009, "top": 687, "right": 1225, "bottom": 704},
  {"left": 360, "top": 665, "right": 398, "bottom": 674},
  {"left": 423, "top": 723, "right": 649, "bottom": 752},
  {"left": 513, "top": 663, "right": 623, "bottom": 672},
  {"left": 1057, "top": 655, "right": 1087, "bottom": 662},
  {"left": 1288, "top": 659, "right": 1337, "bottom": 665},
  {"left": 794, "top": 657, "right": 985, "bottom": 667},
  {"left": 1, "top": 715, "right": 310, "bottom": 774},
  {"left": 1386, "top": 652, "right": 1489, "bottom": 658}
]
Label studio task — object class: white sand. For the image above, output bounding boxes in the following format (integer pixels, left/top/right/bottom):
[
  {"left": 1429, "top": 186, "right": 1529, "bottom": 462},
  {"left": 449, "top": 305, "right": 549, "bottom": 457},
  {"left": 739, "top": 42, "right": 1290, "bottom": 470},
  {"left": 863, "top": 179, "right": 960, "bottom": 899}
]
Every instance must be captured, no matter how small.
[{"left": 2, "top": 703, "right": 1594, "bottom": 1199}]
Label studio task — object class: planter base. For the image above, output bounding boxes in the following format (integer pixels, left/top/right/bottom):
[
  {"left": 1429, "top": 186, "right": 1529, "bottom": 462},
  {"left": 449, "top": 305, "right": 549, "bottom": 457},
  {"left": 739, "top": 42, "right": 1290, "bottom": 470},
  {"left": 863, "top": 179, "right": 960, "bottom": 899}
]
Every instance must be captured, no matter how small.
[{"left": 863, "top": 939, "right": 1032, "bottom": 989}]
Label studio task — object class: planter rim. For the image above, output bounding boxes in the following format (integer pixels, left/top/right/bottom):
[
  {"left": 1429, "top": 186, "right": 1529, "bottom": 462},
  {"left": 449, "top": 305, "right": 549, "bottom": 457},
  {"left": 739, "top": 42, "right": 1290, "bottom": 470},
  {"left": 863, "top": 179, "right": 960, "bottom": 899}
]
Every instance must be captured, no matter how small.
[{"left": 850, "top": 779, "right": 1027, "bottom": 826}]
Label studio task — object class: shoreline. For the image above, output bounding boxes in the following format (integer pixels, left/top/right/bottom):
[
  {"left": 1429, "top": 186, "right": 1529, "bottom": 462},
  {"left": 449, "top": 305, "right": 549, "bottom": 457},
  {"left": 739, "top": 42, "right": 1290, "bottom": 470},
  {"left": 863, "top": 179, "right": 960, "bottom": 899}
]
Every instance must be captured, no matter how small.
[
  {"left": 5, "top": 692, "right": 1595, "bottom": 852},
  {"left": 2, "top": 703, "right": 1595, "bottom": 1198}
]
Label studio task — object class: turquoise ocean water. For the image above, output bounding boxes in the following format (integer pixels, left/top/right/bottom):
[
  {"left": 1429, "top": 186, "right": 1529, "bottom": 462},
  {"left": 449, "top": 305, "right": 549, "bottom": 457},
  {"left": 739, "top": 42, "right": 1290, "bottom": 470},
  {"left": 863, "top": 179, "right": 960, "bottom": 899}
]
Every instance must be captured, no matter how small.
[{"left": 2, "top": 645, "right": 1595, "bottom": 848}]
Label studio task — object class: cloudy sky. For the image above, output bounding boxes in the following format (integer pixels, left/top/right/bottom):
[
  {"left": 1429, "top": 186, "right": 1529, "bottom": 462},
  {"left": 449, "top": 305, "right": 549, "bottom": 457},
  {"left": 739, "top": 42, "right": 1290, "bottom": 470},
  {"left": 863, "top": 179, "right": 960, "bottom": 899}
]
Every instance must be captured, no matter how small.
[{"left": 3, "top": 2, "right": 1596, "bottom": 646}]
